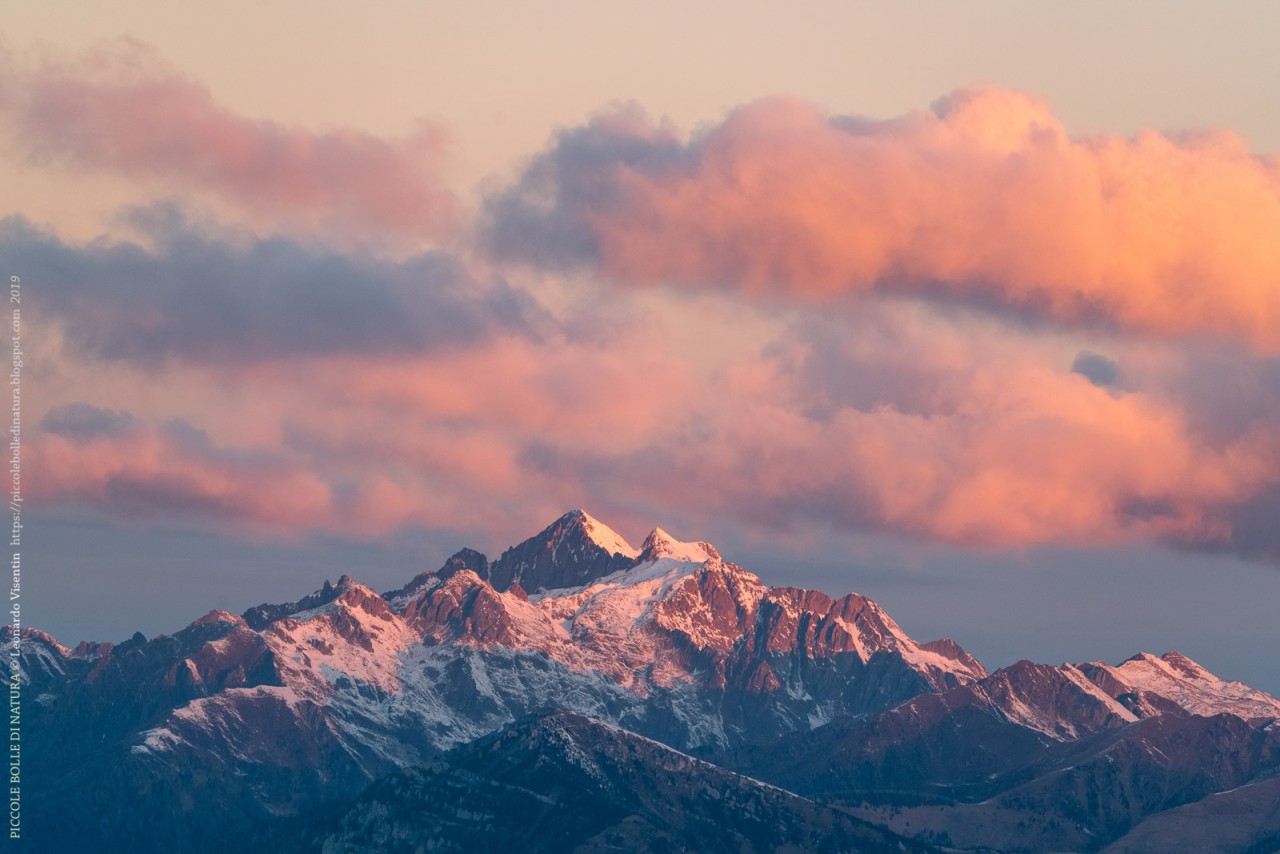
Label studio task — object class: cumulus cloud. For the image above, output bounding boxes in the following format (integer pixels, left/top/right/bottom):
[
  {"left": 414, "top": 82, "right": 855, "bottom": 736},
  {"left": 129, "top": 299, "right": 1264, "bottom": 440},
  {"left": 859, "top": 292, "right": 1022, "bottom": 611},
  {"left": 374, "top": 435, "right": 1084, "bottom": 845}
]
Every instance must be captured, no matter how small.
[
  {"left": 0, "top": 212, "right": 548, "bottom": 365},
  {"left": 27, "top": 326, "right": 702, "bottom": 539},
  {"left": 0, "top": 41, "right": 457, "bottom": 243},
  {"left": 13, "top": 68, "right": 1280, "bottom": 566},
  {"left": 487, "top": 87, "right": 1280, "bottom": 350},
  {"left": 276, "top": 307, "right": 1280, "bottom": 550},
  {"left": 542, "top": 311, "right": 1280, "bottom": 550},
  {"left": 23, "top": 283, "right": 1280, "bottom": 560},
  {"left": 483, "top": 103, "right": 688, "bottom": 268}
]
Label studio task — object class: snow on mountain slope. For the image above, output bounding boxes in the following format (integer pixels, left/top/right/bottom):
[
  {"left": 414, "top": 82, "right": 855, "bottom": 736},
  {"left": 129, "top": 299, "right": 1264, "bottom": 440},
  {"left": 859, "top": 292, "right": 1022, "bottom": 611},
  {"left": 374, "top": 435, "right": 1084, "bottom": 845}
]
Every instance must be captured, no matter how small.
[
  {"left": 531, "top": 557, "right": 715, "bottom": 690},
  {"left": 320, "top": 710, "right": 941, "bottom": 854},
  {"left": 578, "top": 510, "right": 640, "bottom": 558},
  {"left": 265, "top": 578, "right": 416, "bottom": 697},
  {"left": 67, "top": 511, "right": 996, "bottom": 768},
  {"left": 24, "top": 510, "right": 1280, "bottom": 854},
  {"left": 637, "top": 527, "right": 720, "bottom": 563},
  {"left": 136, "top": 685, "right": 319, "bottom": 759},
  {"left": 35, "top": 510, "right": 1279, "bottom": 795},
  {"left": 975, "top": 661, "right": 1139, "bottom": 740},
  {"left": 1080, "top": 651, "right": 1280, "bottom": 724},
  {"left": 9, "top": 628, "right": 71, "bottom": 684}
]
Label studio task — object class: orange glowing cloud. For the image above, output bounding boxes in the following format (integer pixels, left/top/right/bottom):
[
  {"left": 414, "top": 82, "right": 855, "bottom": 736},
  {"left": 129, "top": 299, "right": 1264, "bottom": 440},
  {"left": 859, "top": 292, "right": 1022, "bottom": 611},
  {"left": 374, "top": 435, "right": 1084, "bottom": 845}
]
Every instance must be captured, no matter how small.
[
  {"left": 1, "top": 43, "right": 457, "bottom": 243},
  {"left": 27, "top": 319, "right": 707, "bottom": 541},
  {"left": 252, "top": 304, "right": 1279, "bottom": 551},
  {"left": 28, "top": 293, "right": 1280, "bottom": 554},
  {"left": 28, "top": 413, "right": 518, "bottom": 539},
  {"left": 628, "top": 343, "right": 1278, "bottom": 549},
  {"left": 495, "top": 87, "right": 1280, "bottom": 350},
  {"left": 849, "top": 371, "right": 1274, "bottom": 547},
  {"left": 317, "top": 335, "right": 703, "bottom": 454}
]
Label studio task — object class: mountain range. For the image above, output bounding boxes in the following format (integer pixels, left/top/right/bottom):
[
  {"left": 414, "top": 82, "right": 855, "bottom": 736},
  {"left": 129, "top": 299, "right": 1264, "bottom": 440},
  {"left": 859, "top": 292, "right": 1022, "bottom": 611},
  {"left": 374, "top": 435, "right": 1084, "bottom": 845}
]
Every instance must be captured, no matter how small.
[{"left": 20, "top": 510, "right": 1280, "bottom": 852}]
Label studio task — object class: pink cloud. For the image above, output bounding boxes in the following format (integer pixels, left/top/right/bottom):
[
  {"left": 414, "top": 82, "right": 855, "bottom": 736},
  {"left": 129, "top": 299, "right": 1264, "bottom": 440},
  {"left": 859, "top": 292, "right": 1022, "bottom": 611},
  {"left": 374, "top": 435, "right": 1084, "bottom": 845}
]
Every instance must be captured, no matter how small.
[
  {"left": 2, "top": 42, "right": 457, "bottom": 242},
  {"left": 29, "top": 296, "right": 1280, "bottom": 555},
  {"left": 500, "top": 87, "right": 1280, "bottom": 350},
  {"left": 29, "top": 418, "right": 516, "bottom": 539},
  {"left": 324, "top": 335, "right": 703, "bottom": 452},
  {"left": 30, "top": 429, "right": 334, "bottom": 533},
  {"left": 618, "top": 344, "right": 1278, "bottom": 549},
  {"left": 29, "top": 323, "right": 706, "bottom": 541}
]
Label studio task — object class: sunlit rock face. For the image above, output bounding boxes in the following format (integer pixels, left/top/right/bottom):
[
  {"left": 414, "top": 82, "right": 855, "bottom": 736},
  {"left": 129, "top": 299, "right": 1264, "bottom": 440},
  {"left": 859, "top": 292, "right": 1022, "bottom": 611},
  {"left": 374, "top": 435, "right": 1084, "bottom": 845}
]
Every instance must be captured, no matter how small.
[{"left": 19, "top": 510, "right": 1280, "bottom": 853}]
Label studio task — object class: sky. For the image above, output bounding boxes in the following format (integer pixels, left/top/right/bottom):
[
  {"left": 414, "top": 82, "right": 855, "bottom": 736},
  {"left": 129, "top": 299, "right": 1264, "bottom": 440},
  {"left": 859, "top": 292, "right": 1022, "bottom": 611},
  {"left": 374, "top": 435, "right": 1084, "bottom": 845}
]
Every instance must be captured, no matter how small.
[{"left": 6, "top": 2, "right": 1280, "bottom": 693}]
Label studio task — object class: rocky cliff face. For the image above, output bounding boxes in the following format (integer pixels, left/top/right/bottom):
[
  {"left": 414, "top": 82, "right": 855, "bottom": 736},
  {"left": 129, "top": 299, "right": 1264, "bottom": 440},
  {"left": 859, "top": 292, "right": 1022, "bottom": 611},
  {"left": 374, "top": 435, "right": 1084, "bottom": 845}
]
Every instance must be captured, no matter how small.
[
  {"left": 485, "top": 508, "right": 638, "bottom": 592},
  {"left": 20, "top": 510, "right": 1280, "bottom": 853}
]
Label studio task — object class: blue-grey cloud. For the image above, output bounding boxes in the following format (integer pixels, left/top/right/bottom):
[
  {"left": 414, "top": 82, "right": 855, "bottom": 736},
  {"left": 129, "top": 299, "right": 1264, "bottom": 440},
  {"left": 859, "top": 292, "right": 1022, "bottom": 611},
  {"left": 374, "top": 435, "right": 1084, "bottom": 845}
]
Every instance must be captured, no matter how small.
[
  {"left": 482, "top": 104, "right": 687, "bottom": 269},
  {"left": 1071, "top": 351, "right": 1123, "bottom": 389},
  {"left": 1220, "top": 485, "right": 1280, "bottom": 562},
  {"left": 40, "top": 403, "right": 140, "bottom": 440},
  {"left": 1, "top": 209, "right": 550, "bottom": 365}
]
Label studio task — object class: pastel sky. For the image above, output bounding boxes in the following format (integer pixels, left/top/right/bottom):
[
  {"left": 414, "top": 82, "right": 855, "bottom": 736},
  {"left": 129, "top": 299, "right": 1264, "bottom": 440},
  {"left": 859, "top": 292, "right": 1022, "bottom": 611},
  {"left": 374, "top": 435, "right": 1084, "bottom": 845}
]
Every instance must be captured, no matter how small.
[{"left": 7, "top": 2, "right": 1280, "bottom": 693}]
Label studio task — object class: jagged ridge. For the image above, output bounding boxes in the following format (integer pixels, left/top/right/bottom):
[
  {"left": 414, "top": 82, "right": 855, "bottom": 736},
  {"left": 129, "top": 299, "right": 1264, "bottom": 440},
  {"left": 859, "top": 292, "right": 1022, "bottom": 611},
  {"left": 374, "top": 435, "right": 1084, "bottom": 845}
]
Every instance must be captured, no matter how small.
[{"left": 17, "top": 509, "right": 1280, "bottom": 853}]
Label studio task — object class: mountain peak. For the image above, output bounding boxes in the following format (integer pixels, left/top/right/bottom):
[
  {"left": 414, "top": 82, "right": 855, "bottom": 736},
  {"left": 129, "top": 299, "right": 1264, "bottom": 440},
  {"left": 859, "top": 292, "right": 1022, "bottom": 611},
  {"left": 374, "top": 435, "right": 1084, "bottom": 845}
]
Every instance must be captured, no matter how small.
[
  {"left": 1081, "top": 650, "right": 1280, "bottom": 724},
  {"left": 638, "top": 527, "right": 720, "bottom": 563},
  {"left": 563, "top": 509, "right": 639, "bottom": 559},
  {"left": 486, "top": 510, "right": 637, "bottom": 593},
  {"left": 243, "top": 573, "right": 353, "bottom": 629},
  {"left": 1119, "top": 651, "right": 1211, "bottom": 680}
]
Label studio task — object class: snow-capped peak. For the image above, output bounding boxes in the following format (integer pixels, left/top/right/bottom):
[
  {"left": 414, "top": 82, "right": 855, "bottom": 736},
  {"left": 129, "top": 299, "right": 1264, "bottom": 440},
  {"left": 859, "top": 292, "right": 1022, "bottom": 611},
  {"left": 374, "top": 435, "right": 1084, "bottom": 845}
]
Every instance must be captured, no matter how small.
[
  {"left": 570, "top": 509, "right": 639, "bottom": 559},
  {"left": 637, "top": 527, "right": 720, "bottom": 564},
  {"left": 1082, "top": 651, "right": 1280, "bottom": 724}
]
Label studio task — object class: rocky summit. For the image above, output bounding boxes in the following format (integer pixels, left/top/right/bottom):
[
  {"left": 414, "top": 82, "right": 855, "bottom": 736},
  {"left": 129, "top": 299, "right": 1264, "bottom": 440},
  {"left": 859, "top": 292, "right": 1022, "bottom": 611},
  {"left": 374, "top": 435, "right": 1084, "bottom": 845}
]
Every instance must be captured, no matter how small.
[{"left": 18, "top": 511, "right": 1280, "bottom": 853}]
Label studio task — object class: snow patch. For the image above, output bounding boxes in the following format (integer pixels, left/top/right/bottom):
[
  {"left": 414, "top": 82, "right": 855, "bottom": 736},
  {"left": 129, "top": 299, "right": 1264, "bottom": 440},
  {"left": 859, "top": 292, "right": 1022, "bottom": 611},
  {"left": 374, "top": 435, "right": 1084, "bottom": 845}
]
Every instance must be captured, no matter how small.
[
  {"left": 639, "top": 527, "right": 719, "bottom": 563},
  {"left": 577, "top": 510, "right": 639, "bottom": 558},
  {"left": 1094, "top": 652, "right": 1280, "bottom": 722}
]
